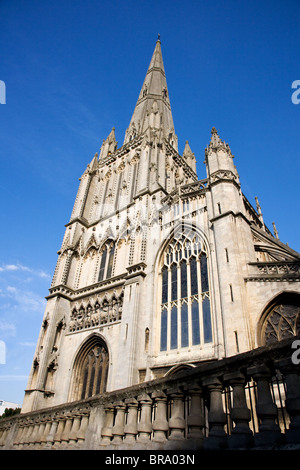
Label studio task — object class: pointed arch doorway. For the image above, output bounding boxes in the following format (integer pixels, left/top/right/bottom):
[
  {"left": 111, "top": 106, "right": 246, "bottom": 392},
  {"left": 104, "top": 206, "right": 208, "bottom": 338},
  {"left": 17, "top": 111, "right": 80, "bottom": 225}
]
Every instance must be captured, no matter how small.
[{"left": 70, "top": 335, "right": 109, "bottom": 401}]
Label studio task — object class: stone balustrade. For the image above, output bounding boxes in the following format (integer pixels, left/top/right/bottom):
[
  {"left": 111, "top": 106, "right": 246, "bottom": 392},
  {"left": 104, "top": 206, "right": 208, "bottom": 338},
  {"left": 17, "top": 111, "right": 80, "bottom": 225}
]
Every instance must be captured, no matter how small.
[{"left": 1, "top": 336, "right": 300, "bottom": 450}]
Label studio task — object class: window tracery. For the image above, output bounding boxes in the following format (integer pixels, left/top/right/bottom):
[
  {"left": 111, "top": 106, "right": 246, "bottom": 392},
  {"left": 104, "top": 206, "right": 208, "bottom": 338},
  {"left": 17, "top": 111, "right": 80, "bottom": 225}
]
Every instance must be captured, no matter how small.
[
  {"left": 80, "top": 344, "right": 109, "bottom": 399},
  {"left": 159, "top": 228, "right": 212, "bottom": 352},
  {"left": 261, "top": 296, "right": 300, "bottom": 345},
  {"left": 71, "top": 337, "right": 109, "bottom": 401}
]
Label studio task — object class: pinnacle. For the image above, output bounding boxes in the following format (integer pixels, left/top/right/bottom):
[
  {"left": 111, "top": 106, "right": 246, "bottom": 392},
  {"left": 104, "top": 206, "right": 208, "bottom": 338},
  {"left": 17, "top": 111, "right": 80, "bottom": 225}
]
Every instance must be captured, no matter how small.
[
  {"left": 210, "top": 126, "right": 223, "bottom": 148},
  {"left": 124, "top": 39, "right": 177, "bottom": 148},
  {"left": 183, "top": 140, "right": 193, "bottom": 156}
]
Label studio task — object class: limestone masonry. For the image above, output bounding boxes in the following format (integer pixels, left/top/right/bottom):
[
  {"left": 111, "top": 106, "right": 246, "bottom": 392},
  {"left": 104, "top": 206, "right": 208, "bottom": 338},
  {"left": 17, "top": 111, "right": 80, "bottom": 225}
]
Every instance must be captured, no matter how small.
[{"left": 21, "top": 38, "right": 300, "bottom": 414}]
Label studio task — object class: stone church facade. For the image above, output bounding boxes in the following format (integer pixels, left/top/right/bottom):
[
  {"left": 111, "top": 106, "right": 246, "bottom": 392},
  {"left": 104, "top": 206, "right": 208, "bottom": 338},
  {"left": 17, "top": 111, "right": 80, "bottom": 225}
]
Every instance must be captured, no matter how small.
[{"left": 22, "top": 38, "right": 300, "bottom": 414}]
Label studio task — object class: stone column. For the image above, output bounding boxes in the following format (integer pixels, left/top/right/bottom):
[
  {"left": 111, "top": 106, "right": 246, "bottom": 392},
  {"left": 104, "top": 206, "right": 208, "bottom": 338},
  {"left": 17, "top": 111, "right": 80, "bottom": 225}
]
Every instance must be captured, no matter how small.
[
  {"left": 101, "top": 403, "right": 115, "bottom": 445},
  {"left": 224, "top": 371, "right": 253, "bottom": 448},
  {"left": 124, "top": 398, "right": 138, "bottom": 443},
  {"left": 168, "top": 389, "right": 186, "bottom": 441},
  {"left": 247, "top": 364, "right": 283, "bottom": 447},
  {"left": 186, "top": 385, "right": 205, "bottom": 445},
  {"left": 276, "top": 358, "right": 300, "bottom": 444},
  {"left": 137, "top": 393, "right": 153, "bottom": 442},
  {"left": 203, "top": 377, "right": 227, "bottom": 449},
  {"left": 152, "top": 391, "right": 169, "bottom": 442},
  {"left": 111, "top": 401, "right": 126, "bottom": 444}
]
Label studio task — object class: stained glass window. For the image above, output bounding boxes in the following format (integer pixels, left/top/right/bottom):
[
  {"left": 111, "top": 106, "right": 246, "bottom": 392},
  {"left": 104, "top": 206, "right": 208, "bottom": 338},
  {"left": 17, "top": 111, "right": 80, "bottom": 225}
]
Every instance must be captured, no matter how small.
[
  {"left": 192, "top": 301, "right": 200, "bottom": 345},
  {"left": 160, "top": 307, "right": 168, "bottom": 351},
  {"left": 79, "top": 344, "right": 109, "bottom": 400},
  {"left": 162, "top": 267, "right": 168, "bottom": 304},
  {"left": 98, "top": 248, "right": 107, "bottom": 282},
  {"left": 171, "top": 306, "right": 178, "bottom": 349},
  {"left": 160, "top": 227, "right": 212, "bottom": 352},
  {"left": 181, "top": 302, "right": 189, "bottom": 347},
  {"left": 171, "top": 264, "right": 177, "bottom": 301},
  {"left": 181, "top": 261, "right": 187, "bottom": 298},
  {"left": 203, "top": 297, "right": 212, "bottom": 343}
]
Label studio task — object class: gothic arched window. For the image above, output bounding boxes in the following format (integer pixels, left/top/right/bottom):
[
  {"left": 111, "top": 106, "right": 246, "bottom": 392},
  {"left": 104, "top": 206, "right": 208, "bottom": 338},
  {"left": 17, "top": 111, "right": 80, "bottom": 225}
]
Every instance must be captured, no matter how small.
[
  {"left": 159, "top": 228, "right": 212, "bottom": 352},
  {"left": 98, "top": 241, "right": 115, "bottom": 282},
  {"left": 71, "top": 336, "right": 109, "bottom": 401},
  {"left": 259, "top": 293, "right": 300, "bottom": 346}
]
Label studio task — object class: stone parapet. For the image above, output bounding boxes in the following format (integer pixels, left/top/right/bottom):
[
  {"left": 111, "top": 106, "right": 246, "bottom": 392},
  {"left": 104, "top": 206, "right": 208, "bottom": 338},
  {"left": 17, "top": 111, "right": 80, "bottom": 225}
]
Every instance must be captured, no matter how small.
[{"left": 1, "top": 336, "right": 300, "bottom": 450}]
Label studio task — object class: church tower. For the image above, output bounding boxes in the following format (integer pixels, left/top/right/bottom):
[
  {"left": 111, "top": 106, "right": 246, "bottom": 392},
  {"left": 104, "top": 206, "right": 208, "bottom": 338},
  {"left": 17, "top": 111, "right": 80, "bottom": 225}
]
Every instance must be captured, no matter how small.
[{"left": 22, "top": 39, "right": 300, "bottom": 413}]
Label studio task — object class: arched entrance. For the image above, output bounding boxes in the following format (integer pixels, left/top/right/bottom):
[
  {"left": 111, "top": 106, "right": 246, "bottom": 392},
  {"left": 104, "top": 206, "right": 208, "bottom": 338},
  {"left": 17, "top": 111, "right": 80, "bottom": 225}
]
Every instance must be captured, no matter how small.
[
  {"left": 258, "top": 292, "right": 300, "bottom": 346},
  {"left": 70, "top": 335, "right": 109, "bottom": 401}
]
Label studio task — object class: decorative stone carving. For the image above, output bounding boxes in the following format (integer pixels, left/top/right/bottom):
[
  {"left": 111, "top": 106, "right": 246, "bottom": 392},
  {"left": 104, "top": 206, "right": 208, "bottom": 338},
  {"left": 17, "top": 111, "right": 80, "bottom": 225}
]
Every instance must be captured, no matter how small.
[{"left": 69, "top": 292, "right": 123, "bottom": 332}]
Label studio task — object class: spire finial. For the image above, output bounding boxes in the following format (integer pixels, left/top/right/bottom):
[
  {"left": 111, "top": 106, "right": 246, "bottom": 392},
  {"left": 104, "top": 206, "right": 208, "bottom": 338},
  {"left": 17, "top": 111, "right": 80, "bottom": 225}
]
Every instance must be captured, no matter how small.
[{"left": 157, "top": 33, "right": 161, "bottom": 42}]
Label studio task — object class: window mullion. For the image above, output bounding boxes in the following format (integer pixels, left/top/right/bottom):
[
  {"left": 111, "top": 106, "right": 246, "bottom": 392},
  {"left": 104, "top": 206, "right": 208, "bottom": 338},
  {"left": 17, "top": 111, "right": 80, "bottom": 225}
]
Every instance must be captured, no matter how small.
[
  {"left": 187, "top": 260, "right": 192, "bottom": 348},
  {"left": 177, "top": 263, "right": 181, "bottom": 349},
  {"left": 197, "top": 256, "right": 204, "bottom": 345},
  {"left": 167, "top": 267, "right": 171, "bottom": 351},
  {"left": 104, "top": 244, "right": 110, "bottom": 279}
]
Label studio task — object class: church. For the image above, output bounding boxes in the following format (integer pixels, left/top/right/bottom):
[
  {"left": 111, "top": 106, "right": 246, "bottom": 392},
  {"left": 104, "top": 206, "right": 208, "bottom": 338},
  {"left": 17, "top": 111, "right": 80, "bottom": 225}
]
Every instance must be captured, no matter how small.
[{"left": 21, "top": 38, "right": 300, "bottom": 417}]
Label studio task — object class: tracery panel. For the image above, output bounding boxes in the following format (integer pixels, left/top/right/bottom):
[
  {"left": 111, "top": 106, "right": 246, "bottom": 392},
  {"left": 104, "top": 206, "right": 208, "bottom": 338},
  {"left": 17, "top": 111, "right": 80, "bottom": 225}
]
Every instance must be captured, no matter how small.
[{"left": 260, "top": 294, "right": 300, "bottom": 346}]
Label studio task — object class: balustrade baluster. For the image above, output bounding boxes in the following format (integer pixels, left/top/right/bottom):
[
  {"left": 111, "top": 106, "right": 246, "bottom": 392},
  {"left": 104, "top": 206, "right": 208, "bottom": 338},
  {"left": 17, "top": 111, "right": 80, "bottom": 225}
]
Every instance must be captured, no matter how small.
[
  {"left": 224, "top": 371, "right": 253, "bottom": 448},
  {"left": 276, "top": 358, "right": 300, "bottom": 444},
  {"left": 203, "top": 377, "right": 227, "bottom": 449},
  {"left": 28, "top": 419, "right": 40, "bottom": 448},
  {"left": 124, "top": 398, "right": 138, "bottom": 443},
  {"left": 186, "top": 385, "right": 205, "bottom": 445},
  {"left": 53, "top": 413, "right": 66, "bottom": 449},
  {"left": 68, "top": 412, "right": 82, "bottom": 448},
  {"left": 44, "top": 413, "right": 59, "bottom": 449},
  {"left": 34, "top": 418, "right": 46, "bottom": 449},
  {"left": 247, "top": 364, "right": 283, "bottom": 447},
  {"left": 137, "top": 393, "right": 153, "bottom": 441},
  {"left": 0, "top": 426, "right": 9, "bottom": 448},
  {"left": 23, "top": 419, "right": 35, "bottom": 448},
  {"left": 111, "top": 401, "right": 126, "bottom": 444},
  {"left": 40, "top": 418, "right": 52, "bottom": 448},
  {"left": 101, "top": 403, "right": 114, "bottom": 445},
  {"left": 76, "top": 409, "right": 90, "bottom": 446},
  {"left": 167, "top": 389, "right": 186, "bottom": 441},
  {"left": 60, "top": 412, "right": 73, "bottom": 448},
  {"left": 13, "top": 422, "right": 24, "bottom": 449},
  {"left": 152, "top": 391, "right": 169, "bottom": 442},
  {"left": 18, "top": 420, "right": 30, "bottom": 449}
]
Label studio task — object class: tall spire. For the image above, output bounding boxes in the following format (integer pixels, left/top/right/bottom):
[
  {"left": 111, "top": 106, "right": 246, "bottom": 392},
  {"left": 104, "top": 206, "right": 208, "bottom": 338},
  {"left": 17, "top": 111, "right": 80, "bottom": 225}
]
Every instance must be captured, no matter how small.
[{"left": 124, "top": 38, "right": 177, "bottom": 149}]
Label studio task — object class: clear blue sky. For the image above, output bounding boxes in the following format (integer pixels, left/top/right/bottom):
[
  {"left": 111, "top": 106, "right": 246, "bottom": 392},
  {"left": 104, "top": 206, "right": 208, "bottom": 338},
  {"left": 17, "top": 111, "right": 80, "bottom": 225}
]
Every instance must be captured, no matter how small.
[{"left": 0, "top": 0, "right": 299, "bottom": 405}]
